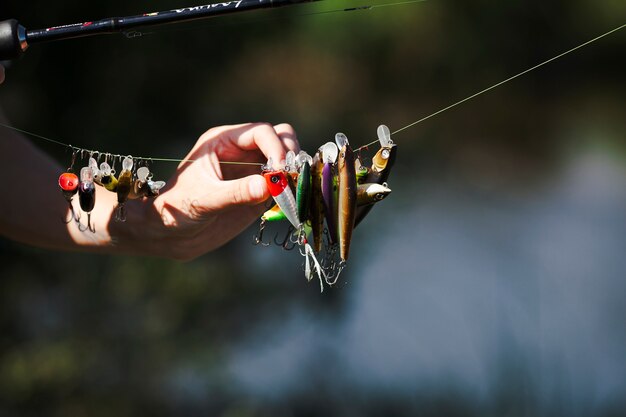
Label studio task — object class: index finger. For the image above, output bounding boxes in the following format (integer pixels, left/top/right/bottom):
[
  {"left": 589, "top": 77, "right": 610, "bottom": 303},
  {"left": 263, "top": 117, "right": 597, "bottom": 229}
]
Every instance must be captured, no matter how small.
[{"left": 225, "top": 123, "right": 289, "bottom": 168}]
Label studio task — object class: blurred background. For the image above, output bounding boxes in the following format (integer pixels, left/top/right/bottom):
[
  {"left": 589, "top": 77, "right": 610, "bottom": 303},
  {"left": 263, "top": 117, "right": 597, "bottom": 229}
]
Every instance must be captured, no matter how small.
[{"left": 1, "top": 0, "right": 625, "bottom": 416}]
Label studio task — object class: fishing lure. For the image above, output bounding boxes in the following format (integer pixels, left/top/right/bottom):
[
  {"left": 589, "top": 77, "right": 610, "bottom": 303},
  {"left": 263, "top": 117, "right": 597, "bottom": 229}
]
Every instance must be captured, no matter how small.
[
  {"left": 257, "top": 152, "right": 312, "bottom": 249},
  {"left": 78, "top": 166, "right": 96, "bottom": 232},
  {"left": 310, "top": 151, "right": 325, "bottom": 253},
  {"left": 264, "top": 169, "right": 299, "bottom": 229},
  {"left": 129, "top": 166, "right": 151, "bottom": 199},
  {"left": 335, "top": 133, "right": 357, "bottom": 266},
  {"left": 115, "top": 156, "right": 133, "bottom": 221},
  {"left": 357, "top": 183, "right": 391, "bottom": 205},
  {"left": 255, "top": 125, "right": 394, "bottom": 291},
  {"left": 88, "top": 157, "right": 100, "bottom": 179},
  {"left": 263, "top": 159, "right": 327, "bottom": 290},
  {"left": 57, "top": 149, "right": 81, "bottom": 224},
  {"left": 355, "top": 158, "right": 370, "bottom": 183},
  {"left": 262, "top": 204, "right": 287, "bottom": 222},
  {"left": 127, "top": 164, "right": 166, "bottom": 199},
  {"left": 355, "top": 125, "right": 397, "bottom": 227},
  {"left": 58, "top": 171, "right": 79, "bottom": 223},
  {"left": 295, "top": 153, "right": 312, "bottom": 224},
  {"left": 260, "top": 182, "right": 391, "bottom": 222},
  {"left": 98, "top": 161, "right": 119, "bottom": 192},
  {"left": 145, "top": 179, "right": 166, "bottom": 197},
  {"left": 57, "top": 151, "right": 167, "bottom": 231},
  {"left": 320, "top": 142, "right": 339, "bottom": 245}
]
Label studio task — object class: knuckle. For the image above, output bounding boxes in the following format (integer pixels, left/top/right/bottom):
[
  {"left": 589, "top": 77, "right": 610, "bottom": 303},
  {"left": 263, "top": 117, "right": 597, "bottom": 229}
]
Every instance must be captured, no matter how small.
[
  {"left": 274, "top": 123, "right": 295, "bottom": 135},
  {"left": 200, "top": 125, "right": 228, "bottom": 144},
  {"left": 251, "top": 122, "right": 274, "bottom": 133},
  {"left": 201, "top": 126, "right": 219, "bottom": 139}
]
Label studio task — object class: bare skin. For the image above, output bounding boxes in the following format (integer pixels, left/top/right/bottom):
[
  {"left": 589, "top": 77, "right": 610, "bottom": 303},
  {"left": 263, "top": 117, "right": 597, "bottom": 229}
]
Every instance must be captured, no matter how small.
[{"left": 0, "top": 67, "right": 300, "bottom": 260}]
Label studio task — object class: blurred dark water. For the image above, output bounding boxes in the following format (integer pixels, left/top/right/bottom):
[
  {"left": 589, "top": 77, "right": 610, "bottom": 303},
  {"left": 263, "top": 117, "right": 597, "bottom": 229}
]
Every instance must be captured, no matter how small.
[{"left": 1, "top": 1, "right": 625, "bottom": 416}]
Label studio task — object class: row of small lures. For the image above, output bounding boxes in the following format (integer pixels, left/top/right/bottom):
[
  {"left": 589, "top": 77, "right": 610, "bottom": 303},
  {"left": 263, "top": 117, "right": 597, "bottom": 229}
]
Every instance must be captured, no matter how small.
[
  {"left": 256, "top": 124, "right": 396, "bottom": 292},
  {"left": 58, "top": 154, "right": 166, "bottom": 232}
]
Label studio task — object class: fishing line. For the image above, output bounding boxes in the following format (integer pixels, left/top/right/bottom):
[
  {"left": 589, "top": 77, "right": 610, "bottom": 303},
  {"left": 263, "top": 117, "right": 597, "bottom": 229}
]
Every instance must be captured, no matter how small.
[
  {"left": 0, "top": 19, "right": 622, "bottom": 164},
  {"left": 0, "top": 0, "right": 429, "bottom": 166},
  {"left": 0, "top": 120, "right": 263, "bottom": 166},
  {"left": 357, "top": 22, "right": 626, "bottom": 150}
]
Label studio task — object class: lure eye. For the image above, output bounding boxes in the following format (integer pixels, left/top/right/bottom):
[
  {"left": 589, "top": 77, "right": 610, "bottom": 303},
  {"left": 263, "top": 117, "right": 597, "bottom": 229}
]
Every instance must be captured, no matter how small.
[
  {"left": 375, "top": 193, "right": 384, "bottom": 201},
  {"left": 271, "top": 175, "right": 280, "bottom": 184}
]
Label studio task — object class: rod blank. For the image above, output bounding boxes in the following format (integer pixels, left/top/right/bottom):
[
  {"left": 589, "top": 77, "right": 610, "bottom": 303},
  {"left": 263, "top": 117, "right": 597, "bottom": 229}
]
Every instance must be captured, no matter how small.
[{"left": 0, "top": 0, "right": 320, "bottom": 60}]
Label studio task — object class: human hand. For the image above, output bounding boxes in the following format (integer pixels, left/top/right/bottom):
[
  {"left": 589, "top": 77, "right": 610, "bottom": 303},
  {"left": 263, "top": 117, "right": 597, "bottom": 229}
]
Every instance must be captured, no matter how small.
[{"left": 111, "top": 122, "right": 300, "bottom": 260}]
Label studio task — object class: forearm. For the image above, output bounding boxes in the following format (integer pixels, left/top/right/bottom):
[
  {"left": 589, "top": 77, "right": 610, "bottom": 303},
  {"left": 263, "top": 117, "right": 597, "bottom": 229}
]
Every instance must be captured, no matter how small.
[{"left": 0, "top": 117, "right": 297, "bottom": 260}]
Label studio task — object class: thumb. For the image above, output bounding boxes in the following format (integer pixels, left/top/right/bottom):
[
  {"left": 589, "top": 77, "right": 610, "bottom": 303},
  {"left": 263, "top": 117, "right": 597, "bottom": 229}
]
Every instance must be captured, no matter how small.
[{"left": 211, "top": 174, "right": 269, "bottom": 209}]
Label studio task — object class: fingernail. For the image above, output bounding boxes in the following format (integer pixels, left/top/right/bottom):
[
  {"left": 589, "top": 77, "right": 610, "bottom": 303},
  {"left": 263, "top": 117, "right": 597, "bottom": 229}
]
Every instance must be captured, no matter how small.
[{"left": 249, "top": 176, "right": 267, "bottom": 200}]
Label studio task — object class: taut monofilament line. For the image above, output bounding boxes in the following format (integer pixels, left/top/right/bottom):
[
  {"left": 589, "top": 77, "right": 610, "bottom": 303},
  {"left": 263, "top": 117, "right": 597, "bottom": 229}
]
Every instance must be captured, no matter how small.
[
  {"left": 0, "top": 22, "right": 622, "bottom": 163},
  {"left": 357, "top": 22, "right": 626, "bottom": 150}
]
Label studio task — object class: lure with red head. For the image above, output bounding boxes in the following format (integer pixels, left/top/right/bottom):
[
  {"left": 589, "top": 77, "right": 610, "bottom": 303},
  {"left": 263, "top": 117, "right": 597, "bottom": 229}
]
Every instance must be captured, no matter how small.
[
  {"left": 263, "top": 170, "right": 300, "bottom": 228},
  {"left": 264, "top": 170, "right": 289, "bottom": 197},
  {"left": 58, "top": 172, "right": 79, "bottom": 202}
]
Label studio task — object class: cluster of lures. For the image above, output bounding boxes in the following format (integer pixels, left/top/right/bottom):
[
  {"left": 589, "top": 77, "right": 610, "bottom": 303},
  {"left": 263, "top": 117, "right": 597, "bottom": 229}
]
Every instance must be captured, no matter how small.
[
  {"left": 57, "top": 152, "right": 166, "bottom": 232},
  {"left": 255, "top": 124, "right": 397, "bottom": 292}
]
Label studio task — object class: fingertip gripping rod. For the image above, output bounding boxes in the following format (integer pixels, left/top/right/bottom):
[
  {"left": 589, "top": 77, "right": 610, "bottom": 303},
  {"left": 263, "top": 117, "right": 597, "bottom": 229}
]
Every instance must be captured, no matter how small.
[{"left": 0, "top": 0, "right": 320, "bottom": 60}]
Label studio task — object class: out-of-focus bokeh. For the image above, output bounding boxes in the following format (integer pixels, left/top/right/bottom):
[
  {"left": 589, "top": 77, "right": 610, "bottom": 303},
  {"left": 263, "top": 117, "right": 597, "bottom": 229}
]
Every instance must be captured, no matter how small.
[{"left": 1, "top": 0, "right": 625, "bottom": 415}]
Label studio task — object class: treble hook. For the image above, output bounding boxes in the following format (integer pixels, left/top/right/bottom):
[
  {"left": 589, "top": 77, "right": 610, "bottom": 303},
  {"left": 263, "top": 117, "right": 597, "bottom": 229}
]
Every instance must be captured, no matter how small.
[
  {"left": 87, "top": 213, "right": 96, "bottom": 233},
  {"left": 320, "top": 240, "right": 337, "bottom": 268},
  {"left": 274, "top": 225, "right": 297, "bottom": 251},
  {"left": 325, "top": 260, "right": 345, "bottom": 286},
  {"left": 77, "top": 213, "right": 96, "bottom": 233},
  {"left": 62, "top": 204, "right": 81, "bottom": 224},
  {"left": 253, "top": 219, "right": 271, "bottom": 246},
  {"left": 115, "top": 204, "right": 127, "bottom": 222}
]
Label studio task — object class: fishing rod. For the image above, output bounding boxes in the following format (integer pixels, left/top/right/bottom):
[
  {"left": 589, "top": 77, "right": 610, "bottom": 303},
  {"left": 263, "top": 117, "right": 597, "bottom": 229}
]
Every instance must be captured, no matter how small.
[{"left": 0, "top": 0, "right": 321, "bottom": 60}]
